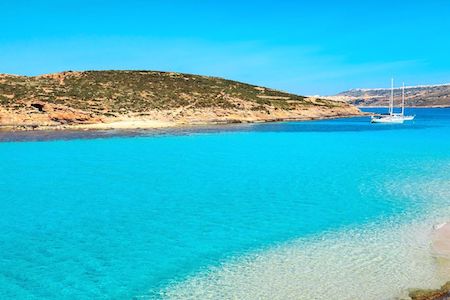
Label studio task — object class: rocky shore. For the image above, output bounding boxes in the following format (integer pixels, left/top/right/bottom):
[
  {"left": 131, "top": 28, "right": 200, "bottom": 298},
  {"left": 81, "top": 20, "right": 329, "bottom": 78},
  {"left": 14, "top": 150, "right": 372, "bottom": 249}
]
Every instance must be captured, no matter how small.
[{"left": 0, "top": 106, "right": 362, "bottom": 132}]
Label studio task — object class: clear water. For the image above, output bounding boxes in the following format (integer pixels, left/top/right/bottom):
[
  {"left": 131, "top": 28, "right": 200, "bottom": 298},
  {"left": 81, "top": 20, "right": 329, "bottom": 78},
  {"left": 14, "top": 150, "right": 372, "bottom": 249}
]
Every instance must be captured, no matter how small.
[{"left": 0, "top": 108, "right": 449, "bottom": 299}]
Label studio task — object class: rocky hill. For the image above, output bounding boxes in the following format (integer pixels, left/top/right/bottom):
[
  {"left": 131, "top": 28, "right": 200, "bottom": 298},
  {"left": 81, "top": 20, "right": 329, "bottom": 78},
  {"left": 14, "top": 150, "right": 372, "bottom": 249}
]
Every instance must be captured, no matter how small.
[
  {"left": 329, "top": 83, "right": 450, "bottom": 107},
  {"left": 0, "top": 70, "right": 361, "bottom": 130}
]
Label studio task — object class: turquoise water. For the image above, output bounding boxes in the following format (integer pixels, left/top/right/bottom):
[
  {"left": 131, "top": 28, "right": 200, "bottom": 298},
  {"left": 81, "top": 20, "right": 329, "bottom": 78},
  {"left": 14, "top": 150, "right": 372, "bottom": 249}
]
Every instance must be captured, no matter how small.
[{"left": 0, "top": 108, "right": 450, "bottom": 299}]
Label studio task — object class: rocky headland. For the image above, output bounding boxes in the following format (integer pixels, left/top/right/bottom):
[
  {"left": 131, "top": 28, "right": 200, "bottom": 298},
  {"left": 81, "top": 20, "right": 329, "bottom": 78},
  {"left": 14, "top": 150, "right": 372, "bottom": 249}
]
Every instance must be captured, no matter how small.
[{"left": 0, "top": 70, "right": 361, "bottom": 131}]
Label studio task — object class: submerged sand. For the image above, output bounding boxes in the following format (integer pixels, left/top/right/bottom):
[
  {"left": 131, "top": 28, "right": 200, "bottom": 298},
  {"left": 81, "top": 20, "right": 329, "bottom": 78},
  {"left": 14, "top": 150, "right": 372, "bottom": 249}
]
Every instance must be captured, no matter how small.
[
  {"left": 432, "top": 222, "right": 450, "bottom": 260},
  {"left": 159, "top": 217, "right": 450, "bottom": 300}
]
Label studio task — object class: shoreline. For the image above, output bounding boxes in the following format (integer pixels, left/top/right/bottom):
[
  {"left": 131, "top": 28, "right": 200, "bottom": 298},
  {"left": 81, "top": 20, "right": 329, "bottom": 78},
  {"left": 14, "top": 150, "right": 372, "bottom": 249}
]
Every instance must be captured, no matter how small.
[{"left": 0, "top": 112, "right": 363, "bottom": 133}]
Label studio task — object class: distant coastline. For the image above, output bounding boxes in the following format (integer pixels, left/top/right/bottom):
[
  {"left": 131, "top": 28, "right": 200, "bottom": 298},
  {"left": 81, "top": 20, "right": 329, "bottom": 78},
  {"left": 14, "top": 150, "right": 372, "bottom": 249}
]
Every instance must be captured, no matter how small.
[{"left": 325, "top": 82, "right": 450, "bottom": 108}]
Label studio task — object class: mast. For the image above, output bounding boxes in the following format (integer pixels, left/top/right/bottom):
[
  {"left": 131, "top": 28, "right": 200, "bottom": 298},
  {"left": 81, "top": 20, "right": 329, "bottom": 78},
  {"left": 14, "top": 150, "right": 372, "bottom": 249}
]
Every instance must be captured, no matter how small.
[
  {"left": 390, "top": 78, "right": 394, "bottom": 115},
  {"left": 401, "top": 82, "right": 405, "bottom": 116}
]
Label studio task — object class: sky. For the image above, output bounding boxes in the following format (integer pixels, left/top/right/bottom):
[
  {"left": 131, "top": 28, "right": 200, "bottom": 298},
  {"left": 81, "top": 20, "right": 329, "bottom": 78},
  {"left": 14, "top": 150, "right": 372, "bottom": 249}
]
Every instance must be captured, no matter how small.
[{"left": 1, "top": 0, "right": 449, "bottom": 95}]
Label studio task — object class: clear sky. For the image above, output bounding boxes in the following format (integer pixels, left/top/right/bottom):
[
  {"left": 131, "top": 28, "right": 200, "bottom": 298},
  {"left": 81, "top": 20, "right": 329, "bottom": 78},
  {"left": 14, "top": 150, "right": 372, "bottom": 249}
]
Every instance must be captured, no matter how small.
[{"left": 1, "top": 0, "right": 449, "bottom": 95}]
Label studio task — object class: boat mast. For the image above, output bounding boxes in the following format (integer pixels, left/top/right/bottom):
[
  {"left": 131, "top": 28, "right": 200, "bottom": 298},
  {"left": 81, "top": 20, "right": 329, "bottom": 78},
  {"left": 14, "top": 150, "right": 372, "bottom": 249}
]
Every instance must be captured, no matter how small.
[
  {"left": 390, "top": 78, "right": 394, "bottom": 115},
  {"left": 401, "top": 82, "right": 405, "bottom": 116}
]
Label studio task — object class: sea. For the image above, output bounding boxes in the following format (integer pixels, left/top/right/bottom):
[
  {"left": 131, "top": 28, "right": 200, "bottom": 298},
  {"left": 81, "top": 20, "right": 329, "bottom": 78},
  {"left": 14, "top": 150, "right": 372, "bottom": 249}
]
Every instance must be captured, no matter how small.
[{"left": 0, "top": 108, "right": 449, "bottom": 299}]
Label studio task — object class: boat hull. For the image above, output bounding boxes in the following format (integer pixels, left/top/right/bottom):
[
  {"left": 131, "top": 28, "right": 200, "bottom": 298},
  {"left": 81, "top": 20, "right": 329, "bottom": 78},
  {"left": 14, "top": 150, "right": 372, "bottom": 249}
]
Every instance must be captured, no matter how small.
[
  {"left": 371, "top": 117, "right": 404, "bottom": 124},
  {"left": 371, "top": 114, "right": 415, "bottom": 124}
]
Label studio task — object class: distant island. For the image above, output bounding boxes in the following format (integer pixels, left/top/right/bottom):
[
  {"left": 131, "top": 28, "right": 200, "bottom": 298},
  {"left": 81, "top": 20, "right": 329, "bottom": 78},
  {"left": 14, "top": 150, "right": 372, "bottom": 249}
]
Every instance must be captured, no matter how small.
[
  {"left": 0, "top": 70, "right": 361, "bottom": 131},
  {"left": 325, "top": 83, "right": 450, "bottom": 107}
]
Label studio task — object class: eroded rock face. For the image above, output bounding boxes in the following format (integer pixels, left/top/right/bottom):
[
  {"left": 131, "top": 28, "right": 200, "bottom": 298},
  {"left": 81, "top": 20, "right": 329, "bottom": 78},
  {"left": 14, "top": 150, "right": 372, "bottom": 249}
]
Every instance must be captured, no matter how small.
[
  {"left": 0, "top": 101, "right": 101, "bottom": 128},
  {"left": 30, "top": 103, "right": 45, "bottom": 112}
]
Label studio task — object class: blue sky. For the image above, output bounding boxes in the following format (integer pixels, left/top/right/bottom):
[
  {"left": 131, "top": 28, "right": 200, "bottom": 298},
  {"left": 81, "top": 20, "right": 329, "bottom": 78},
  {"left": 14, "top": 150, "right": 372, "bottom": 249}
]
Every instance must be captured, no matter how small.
[{"left": 1, "top": 0, "right": 449, "bottom": 94}]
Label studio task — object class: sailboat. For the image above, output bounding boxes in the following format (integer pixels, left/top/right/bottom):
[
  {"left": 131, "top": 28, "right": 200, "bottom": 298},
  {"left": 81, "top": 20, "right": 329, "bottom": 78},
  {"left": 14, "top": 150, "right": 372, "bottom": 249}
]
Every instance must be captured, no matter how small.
[{"left": 371, "top": 79, "right": 415, "bottom": 123}]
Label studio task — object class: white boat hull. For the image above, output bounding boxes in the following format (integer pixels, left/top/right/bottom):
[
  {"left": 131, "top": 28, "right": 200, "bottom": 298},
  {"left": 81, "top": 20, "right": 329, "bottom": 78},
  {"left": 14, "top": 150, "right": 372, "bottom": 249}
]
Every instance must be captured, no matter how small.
[
  {"left": 371, "top": 115, "right": 405, "bottom": 124},
  {"left": 371, "top": 114, "right": 415, "bottom": 123}
]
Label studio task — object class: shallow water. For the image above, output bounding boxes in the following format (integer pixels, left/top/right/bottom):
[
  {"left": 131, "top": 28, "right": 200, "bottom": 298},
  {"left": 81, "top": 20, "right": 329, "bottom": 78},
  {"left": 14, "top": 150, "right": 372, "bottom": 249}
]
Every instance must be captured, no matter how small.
[{"left": 0, "top": 108, "right": 449, "bottom": 299}]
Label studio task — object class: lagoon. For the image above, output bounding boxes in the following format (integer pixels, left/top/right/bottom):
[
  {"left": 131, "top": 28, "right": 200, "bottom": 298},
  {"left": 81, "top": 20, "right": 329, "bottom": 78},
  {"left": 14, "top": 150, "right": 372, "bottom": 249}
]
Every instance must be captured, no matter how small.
[{"left": 1, "top": 108, "right": 449, "bottom": 299}]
